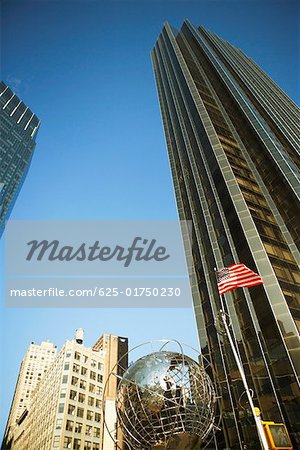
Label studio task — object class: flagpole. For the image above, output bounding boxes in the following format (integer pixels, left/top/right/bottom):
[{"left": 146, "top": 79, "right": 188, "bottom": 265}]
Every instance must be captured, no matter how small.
[{"left": 218, "top": 293, "right": 269, "bottom": 450}]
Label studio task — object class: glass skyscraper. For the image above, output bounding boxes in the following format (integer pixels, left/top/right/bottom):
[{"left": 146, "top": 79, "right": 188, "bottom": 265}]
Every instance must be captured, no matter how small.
[
  {"left": 0, "top": 81, "right": 40, "bottom": 237},
  {"left": 152, "top": 20, "right": 300, "bottom": 449}
]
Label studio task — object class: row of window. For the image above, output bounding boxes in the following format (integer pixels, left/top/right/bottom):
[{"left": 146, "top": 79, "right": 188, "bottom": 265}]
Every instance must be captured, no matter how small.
[
  {"left": 65, "top": 351, "right": 103, "bottom": 372},
  {"left": 54, "top": 436, "right": 100, "bottom": 449},
  {"left": 70, "top": 376, "right": 102, "bottom": 394},
  {"left": 62, "top": 403, "right": 101, "bottom": 422},
  {"left": 69, "top": 391, "right": 101, "bottom": 407},
  {"left": 70, "top": 364, "right": 102, "bottom": 383},
  {"left": 65, "top": 420, "right": 100, "bottom": 437}
]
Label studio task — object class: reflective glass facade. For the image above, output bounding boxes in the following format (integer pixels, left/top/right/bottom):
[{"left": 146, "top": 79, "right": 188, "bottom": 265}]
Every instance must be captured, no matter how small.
[
  {"left": 152, "top": 21, "right": 300, "bottom": 449},
  {"left": 0, "top": 81, "right": 40, "bottom": 237}
]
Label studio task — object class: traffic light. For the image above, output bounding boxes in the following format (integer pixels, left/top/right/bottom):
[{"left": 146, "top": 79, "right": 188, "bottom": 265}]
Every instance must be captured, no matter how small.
[{"left": 262, "top": 421, "right": 293, "bottom": 450}]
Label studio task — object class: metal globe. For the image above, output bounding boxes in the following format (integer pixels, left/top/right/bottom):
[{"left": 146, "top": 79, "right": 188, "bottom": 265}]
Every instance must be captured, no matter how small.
[{"left": 116, "top": 351, "right": 217, "bottom": 450}]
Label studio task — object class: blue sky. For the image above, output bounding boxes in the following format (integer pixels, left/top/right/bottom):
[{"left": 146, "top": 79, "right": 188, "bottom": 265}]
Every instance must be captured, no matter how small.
[{"left": 1, "top": 0, "right": 299, "bottom": 439}]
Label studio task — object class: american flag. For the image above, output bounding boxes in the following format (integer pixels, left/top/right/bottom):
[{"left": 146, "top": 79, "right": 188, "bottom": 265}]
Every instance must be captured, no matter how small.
[{"left": 217, "top": 263, "right": 263, "bottom": 295}]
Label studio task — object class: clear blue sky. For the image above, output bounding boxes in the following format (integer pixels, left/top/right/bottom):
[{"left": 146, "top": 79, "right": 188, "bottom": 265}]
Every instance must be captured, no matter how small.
[{"left": 1, "top": 0, "right": 299, "bottom": 439}]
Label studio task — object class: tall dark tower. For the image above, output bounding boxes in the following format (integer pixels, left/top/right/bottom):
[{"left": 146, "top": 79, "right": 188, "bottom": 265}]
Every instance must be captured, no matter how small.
[
  {"left": 152, "top": 20, "right": 300, "bottom": 449},
  {"left": 0, "top": 81, "right": 40, "bottom": 237}
]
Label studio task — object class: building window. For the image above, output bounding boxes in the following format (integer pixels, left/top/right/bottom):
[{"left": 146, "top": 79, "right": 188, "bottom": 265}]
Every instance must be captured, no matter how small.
[
  {"left": 94, "top": 428, "right": 100, "bottom": 438},
  {"left": 85, "top": 425, "right": 92, "bottom": 436},
  {"left": 78, "top": 393, "right": 85, "bottom": 403},
  {"left": 95, "top": 399, "right": 101, "bottom": 408},
  {"left": 97, "top": 362, "right": 103, "bottom": 371},
  {"left": 71, "top": 376, "right": 78, "bottom": 387},
  {"left": 58, "top": 403, "right": 64, "bottom": 413},
  {"left": 95, "top": 412, "right": 101, "bottom": 423},
  {"left": 60, "top": 388, "right": 67, "bottom": 399},
  {"left": 88, "top": 396, "right": 94, "bottom": 406},
  {"left": 84, "top": 442, "right": 92, "bottom": 450},
  {"left": 77, "top": 407, "right": 84, "bottom": 418},
  {"left": 70, "top": 390, "right": 77, "bottom": 400},
  {"left": 87, "top": 410, "right": 93, "bottom": 421},
  {"left": 64, "top": 362, "right": 70, "bottom": 370},
  {"left": 90, "top": 371, "right": 96, "bottom": 380},
  {"left": 56, "top": 419, "right": 62, "bottom": 430},
  {"left": 63, "top": 436, "right": 72, "bottom": 448},
  {"left": 66, "top": 420, "right": 74, "bottom": 432},
  {"left": 81, "top": 366, "right": 87, "bottom": 376},
  {"left": 73, "top": 363, "right": 80, "bottom": 373},
  {"left": 74, "top": 352, "right": 81, "bottom": 361},
  {"left": 62, "top": 375, "right": 68, "bottom": 384},
  {"left": 93, "top": 444, "right": 99, "bottom": 450},
  {"left": 89, "top": 383, "right": 95, "bottom": 393},
  {"left": 73, "top": 439, "right": 81, "bottom": 450},
  {"left": 53, "top": 436, "right": 60, "bottom": 447},
  {"left": 79, "top": 379, "right": 86, "bottom": 390},
  {"left": 91, "top": 359, "right": 96, "bottom": 368},
  {"left": 75, "top": 422, "right": 82, "bottom": 433},
  {"left": 97, "top": 374, "right": 103, "bottom": 383},
  {"left": 96, "top": 386, "right": 102, "bottom": 395},
  {"left": 68, "top": 404, "right": 75, "bottom": 416}
]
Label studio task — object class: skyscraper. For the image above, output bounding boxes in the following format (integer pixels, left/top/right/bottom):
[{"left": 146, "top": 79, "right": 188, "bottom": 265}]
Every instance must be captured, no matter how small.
[
  {"left": 0, "top": 81, "right": 40, "bottom": 237},
  {"left": 4, "top": 330, "right": 128, "bottom": 450},
  {"left": 152, "top": 20, "right": 300, "bottom": 449},
  {"left": 2, "top": 340, "right": 57, "bottom": 448}
]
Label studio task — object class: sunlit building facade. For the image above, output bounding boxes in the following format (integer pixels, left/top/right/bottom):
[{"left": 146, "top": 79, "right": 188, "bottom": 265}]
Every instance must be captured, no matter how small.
[
  {"left": 2, "top": 341, "right": 57, "bottom": 449},
  {"left": 5, "top": 331, "right": 128, "bottom": 450},
  {"left": 0, "top": 81, "right": 40, "bottom": 237},
  {"left": 152, "top": 20, "right": 300, "bottom": 449}
]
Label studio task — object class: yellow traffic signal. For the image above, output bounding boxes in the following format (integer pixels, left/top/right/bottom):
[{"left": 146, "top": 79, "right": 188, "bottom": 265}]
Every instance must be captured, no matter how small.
[{"left": 262, "top": 421, "right": 293, "bottom": 450}]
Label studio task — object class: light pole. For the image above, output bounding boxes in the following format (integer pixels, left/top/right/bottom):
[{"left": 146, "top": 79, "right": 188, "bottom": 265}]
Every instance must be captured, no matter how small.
[{"left": 218, "top": 296, "right": 269, "bottom": 450}]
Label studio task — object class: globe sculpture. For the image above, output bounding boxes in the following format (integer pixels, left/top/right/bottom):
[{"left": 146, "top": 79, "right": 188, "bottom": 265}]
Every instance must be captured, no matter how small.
[{"left": 116, "top": 351, "right": 217, "bottom": 450}]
